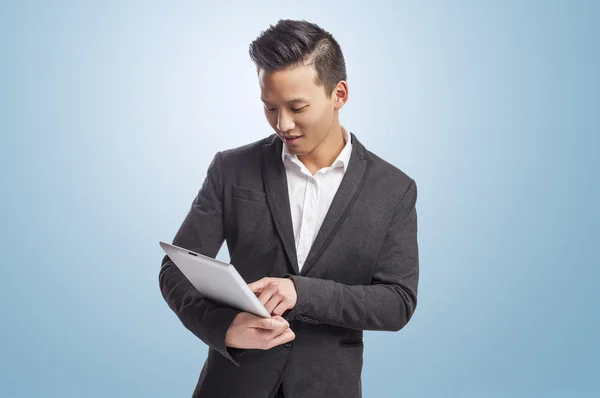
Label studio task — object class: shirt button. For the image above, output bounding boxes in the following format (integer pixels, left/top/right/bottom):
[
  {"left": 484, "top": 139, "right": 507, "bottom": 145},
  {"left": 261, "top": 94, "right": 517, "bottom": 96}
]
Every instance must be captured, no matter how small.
[{"left": 284, "top": 342, "right": 293, "bottom": 348}]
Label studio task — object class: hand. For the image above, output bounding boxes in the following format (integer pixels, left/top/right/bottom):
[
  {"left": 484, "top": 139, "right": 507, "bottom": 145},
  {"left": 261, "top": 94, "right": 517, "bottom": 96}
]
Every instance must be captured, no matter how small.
[
  {"left": 225, "top": 312, "right": 295, "bottom": 350},
  {"left": 248, "top": 277, "right": 297, "bottom": 316}
]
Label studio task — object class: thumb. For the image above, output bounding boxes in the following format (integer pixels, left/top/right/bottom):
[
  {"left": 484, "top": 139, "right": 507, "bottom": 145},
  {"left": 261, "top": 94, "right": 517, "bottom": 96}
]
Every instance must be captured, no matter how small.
[{"left": 256, "top": 316, "right": 286, "bottom": 330}]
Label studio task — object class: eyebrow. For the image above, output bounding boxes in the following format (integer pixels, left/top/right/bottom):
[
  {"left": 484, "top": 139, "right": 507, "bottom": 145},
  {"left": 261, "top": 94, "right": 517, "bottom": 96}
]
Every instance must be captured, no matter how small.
[{"left": 260, "top": 97, "right": 310, "bottom": 104}]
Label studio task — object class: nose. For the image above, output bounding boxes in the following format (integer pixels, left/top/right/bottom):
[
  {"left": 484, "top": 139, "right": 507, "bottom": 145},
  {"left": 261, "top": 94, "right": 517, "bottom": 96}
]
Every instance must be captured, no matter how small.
[{"left": 276, "top": 110, "right": 295, "bottom": 133}]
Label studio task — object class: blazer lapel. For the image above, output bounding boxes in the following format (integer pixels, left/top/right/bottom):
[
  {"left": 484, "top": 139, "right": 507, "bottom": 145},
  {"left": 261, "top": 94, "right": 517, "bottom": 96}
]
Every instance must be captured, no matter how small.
[
  {"left": 262, "top": 135, "right": 300, "bottom": 274},
  {"left": 261, "top": 132, "right": 369, "bottom": 276},
  {"left": 300, "top": 133, "right": 368, "bottom": 275}
]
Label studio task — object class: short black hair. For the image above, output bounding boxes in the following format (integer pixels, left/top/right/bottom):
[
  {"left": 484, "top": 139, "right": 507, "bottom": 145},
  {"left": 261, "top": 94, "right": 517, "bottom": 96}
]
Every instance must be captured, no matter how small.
[{"left": 249, "top": 19, "right": 347, "bottom": 99}]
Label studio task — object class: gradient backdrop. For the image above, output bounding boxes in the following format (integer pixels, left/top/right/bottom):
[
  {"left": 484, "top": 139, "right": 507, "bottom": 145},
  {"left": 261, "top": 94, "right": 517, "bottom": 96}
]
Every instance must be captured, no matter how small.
[{"left": 1, "top": 1, "right": 599, "bottom": 397}]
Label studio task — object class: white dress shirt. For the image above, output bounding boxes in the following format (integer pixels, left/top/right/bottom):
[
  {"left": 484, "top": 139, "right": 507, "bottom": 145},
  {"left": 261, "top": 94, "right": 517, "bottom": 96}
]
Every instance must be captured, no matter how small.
[{"left": 282, "top": 126, "right": 353, "bottom": 272}]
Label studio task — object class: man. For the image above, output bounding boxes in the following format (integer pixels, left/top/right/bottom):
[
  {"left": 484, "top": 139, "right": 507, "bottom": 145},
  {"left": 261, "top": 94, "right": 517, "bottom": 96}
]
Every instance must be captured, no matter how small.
[{"left": 159, "top": 19, "right": 419, "bottom": 398}]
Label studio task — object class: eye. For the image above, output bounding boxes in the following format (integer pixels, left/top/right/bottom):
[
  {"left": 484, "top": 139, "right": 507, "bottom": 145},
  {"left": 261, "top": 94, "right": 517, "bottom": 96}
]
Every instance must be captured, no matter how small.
[{"left": 265, "top": 106, "right": 308, "bottom": 113}]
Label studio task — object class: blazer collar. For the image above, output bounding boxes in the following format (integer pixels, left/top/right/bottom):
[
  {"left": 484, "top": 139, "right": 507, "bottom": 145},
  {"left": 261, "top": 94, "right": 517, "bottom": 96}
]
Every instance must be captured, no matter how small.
[{"left": 261, "top": 131, "right": 368, "bottom": 275}]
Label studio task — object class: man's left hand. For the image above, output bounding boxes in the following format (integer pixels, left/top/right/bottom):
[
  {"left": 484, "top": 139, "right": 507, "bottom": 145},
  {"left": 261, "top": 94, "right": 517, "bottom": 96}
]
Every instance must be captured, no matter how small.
[{"left": 248, "top": 277, "right": 297, "bottom": 316}]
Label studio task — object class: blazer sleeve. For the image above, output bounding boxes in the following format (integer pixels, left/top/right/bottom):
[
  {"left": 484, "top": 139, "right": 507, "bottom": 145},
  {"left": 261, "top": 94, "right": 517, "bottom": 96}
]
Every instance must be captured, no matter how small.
[
  {"left": 284, "top": 179, "right": 419, "bottom": 331},
  {"left": 158, "top": 152, "right": 246, "bottom": 366}
]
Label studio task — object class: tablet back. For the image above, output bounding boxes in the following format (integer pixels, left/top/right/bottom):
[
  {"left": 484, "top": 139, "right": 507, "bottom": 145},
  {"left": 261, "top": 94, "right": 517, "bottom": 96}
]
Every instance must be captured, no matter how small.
[{"left": 159, "top": 241, "right": 270, "bottom": 318}]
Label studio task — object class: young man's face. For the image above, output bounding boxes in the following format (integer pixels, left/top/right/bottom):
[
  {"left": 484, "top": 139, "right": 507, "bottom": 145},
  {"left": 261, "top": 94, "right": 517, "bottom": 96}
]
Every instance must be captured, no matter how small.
[{"left": 259, "top": 64, "right": 344, "bottom": 158}]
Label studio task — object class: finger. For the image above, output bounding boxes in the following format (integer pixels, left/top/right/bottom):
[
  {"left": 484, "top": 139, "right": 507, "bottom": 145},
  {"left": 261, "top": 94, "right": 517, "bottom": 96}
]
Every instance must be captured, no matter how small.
[
  {"left": 257, "top": 322, "right": 292, "bottom": 347},
  {"left": 248, "top": 278, "right": 269, "bottom": 293},
  {"left": 266, "top": 328, "right": 296, "bottom": 350},
  {"left": 264, "top": 294, "right": 284, "bottom": 315},
  {"left": 270, "top": 317, "right": 291, "bottom": 337},
  {"left": 272, "top": 301, "right": 289, "bottom": 317},
  {"left": 258, "top": 316, "right": 289, "bottom": 333},
  {"left": 271, "top": 315, "right": 289, "bottom": 328},
  {"left": 249, "top": 283, "right": 262, "bottom": 294},
  {"left": 255, "top": 316, "right": 286, "bottom": 330},
  {"left": 257, "top": 283, "right": 279, "bottom": 306}
]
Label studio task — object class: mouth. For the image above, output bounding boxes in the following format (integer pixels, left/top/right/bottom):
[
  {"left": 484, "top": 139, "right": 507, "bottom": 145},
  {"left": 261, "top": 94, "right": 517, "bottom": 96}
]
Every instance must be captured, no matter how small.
[{"left": 283, "top": 135, "right": 303, "bottom": 144}]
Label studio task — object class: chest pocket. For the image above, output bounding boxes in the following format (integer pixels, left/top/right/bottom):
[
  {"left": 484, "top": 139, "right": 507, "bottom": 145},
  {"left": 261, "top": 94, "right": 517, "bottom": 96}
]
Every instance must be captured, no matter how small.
[
  {"left": 232, "top": 185, "right": 267, "bottom": 203},
  {"left": 230, "top": 185, "right": 272, "bottom": 239}
]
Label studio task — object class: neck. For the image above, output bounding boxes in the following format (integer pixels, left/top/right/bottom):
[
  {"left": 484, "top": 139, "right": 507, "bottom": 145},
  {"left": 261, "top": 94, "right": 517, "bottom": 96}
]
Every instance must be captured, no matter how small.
[{"left": 299, "top": 122, "right": 346, "bottom": 175}]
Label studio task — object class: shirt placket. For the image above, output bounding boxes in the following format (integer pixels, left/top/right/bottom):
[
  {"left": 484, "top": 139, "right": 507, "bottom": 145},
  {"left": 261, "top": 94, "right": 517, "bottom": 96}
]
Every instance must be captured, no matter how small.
[{"left": 297, "top": 175, "right": 318, "bottom": 270}]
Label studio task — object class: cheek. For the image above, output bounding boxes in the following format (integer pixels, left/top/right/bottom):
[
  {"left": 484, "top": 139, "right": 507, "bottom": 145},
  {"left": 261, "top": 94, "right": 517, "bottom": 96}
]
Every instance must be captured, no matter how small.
[
  {"left": 306, "top": 107, "right": 332, "bottom": 130},
  {"left": 264, "top": 111, "right": 277, "bottom": 126},
  {"left": 303, "top": 107, "right": 327, "bottom": 125}
]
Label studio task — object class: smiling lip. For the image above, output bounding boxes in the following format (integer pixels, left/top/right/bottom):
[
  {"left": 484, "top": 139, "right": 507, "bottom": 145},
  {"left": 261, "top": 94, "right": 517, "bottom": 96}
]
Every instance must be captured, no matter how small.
[{"left": 283, "top": 135, "right": 303, "bottom": 144}]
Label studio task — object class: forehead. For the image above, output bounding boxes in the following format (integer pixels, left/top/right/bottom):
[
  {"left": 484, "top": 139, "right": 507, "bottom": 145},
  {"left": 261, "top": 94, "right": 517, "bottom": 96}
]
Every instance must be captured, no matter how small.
[{"left": 259, "top": 64, "right": 322, "bottom": 101}]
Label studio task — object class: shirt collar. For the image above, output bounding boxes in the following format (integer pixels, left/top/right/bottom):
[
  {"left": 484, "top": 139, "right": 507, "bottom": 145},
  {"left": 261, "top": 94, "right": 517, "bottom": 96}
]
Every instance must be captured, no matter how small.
[{"left": 281, "top": 126, "right": 353, "bottom": 173}]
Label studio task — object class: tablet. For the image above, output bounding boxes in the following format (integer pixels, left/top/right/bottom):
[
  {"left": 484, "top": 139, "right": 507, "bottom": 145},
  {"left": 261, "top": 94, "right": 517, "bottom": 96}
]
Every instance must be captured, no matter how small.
[{"left": 159, "top": 241, "right": 270, "bottom": 318}]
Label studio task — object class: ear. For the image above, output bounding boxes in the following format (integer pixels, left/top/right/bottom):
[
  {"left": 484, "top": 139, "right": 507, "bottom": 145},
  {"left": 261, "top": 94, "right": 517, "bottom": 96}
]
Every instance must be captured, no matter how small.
[{"left": 332, "top": 81, "right": 348, "bottom": 109}]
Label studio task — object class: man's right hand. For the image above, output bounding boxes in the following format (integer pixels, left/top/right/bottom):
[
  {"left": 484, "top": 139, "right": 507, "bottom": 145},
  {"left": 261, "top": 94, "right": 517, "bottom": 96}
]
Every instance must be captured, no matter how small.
[{"left": 225, "top": 312, "right": 295, "bottom": 350}]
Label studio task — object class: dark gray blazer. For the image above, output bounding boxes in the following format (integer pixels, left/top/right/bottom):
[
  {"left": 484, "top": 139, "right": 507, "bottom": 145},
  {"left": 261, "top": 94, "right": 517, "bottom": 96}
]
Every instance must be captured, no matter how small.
[{"left": 159, "top": 132, "right": 419, "bottom": 398}]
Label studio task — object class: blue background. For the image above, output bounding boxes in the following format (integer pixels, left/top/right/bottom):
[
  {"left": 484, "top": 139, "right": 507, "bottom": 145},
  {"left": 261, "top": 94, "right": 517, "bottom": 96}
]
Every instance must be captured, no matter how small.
[{"left": 1, "top": 1, "right": 598, "bottom": 397}]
